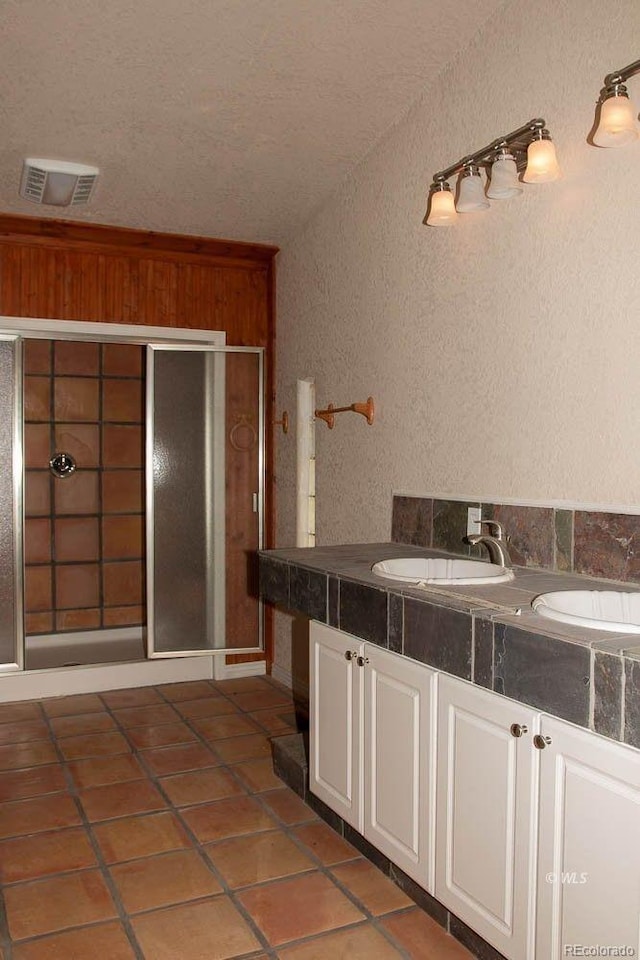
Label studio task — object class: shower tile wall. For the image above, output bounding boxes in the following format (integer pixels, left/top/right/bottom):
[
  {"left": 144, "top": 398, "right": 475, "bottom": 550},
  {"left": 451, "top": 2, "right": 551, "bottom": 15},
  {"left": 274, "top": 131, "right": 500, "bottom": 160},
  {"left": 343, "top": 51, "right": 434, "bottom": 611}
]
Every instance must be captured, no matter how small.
[{"left": 23, "top": 341, "right": 145, "bottom": 635}]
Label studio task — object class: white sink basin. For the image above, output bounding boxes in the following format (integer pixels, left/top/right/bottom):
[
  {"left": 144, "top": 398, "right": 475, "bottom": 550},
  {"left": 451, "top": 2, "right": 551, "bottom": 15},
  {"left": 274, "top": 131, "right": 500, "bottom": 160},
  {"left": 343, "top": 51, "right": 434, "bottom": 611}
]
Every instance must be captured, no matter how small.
[
  {"left": 532, "top": 590, "right": 640, "bottom": 634},
  {"left": 371, "top": 557, "right": 515, "bottom": 586}
]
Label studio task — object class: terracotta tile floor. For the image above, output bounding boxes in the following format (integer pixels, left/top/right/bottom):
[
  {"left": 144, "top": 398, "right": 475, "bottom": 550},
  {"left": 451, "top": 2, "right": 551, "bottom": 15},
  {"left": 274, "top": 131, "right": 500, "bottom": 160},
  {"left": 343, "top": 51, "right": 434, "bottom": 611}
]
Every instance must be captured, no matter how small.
[{"left": 0, "top": 676, "right": 473, "bottom": 959}]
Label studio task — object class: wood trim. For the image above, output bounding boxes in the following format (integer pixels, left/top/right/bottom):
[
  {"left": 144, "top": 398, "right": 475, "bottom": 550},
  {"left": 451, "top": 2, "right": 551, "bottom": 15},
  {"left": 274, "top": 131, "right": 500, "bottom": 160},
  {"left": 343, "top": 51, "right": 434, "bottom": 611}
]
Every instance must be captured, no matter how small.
[
  {"left": 264, "top": 254, "right": 277, "bottom": 671},
  {"left": 0, "top": 214, "right": 279, "bottom": 265},
  {"left": 2, "top": 212, "right": 277, "bottom": 674}
]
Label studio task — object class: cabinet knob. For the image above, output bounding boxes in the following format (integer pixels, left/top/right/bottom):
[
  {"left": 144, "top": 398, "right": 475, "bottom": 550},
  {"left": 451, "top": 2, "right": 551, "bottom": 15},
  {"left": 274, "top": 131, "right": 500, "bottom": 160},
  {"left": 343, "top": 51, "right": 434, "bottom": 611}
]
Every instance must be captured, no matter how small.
[
  {"left": 533, "top": 734, "right": 552, "bottom": 749},
  {"left": 356, "top": 655, "right": 369, "bottom": 667},
  {"left": 344, "top": 650, "right": 355, "bottom": 661},
  {"left": 510, "top": 723, "right": 528, "bottom": 738}
]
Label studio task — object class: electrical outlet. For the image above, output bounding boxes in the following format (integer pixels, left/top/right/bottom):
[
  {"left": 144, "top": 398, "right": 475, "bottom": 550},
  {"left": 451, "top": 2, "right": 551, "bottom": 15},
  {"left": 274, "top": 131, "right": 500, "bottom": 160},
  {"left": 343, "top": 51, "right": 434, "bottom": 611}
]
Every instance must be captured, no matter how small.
[{"left": 467, "top": 506, "right": 482, "bottom": 537}]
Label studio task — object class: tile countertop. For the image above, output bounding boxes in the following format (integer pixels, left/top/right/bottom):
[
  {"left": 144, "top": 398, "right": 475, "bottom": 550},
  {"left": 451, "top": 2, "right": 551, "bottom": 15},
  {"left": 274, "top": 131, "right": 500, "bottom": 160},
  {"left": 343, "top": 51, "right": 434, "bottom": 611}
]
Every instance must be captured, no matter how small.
[{"left": 258, "top": 543, "right": 640, "bottom": 750}]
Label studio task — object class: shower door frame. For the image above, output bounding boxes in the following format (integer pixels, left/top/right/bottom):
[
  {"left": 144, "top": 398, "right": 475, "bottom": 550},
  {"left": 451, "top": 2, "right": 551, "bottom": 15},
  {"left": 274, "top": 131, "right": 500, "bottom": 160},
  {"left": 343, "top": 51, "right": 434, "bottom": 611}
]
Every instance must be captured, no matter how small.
[
  {"left": 0, "top": 334, "right": 24, "bottom": 673},
  {"left": 145, "top": 342, "right": 265, "bottom": 659},
  {"left": 0, "top": 314, "right": 266, "bottom": 671}
]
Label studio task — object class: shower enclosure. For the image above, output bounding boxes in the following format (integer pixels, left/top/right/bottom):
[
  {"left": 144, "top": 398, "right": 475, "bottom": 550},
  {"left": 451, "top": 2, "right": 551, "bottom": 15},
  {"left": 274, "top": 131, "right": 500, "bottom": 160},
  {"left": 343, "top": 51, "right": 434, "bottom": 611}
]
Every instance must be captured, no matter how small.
[{"left": 0, "top": 317, "right": 265, "bottom": 676}]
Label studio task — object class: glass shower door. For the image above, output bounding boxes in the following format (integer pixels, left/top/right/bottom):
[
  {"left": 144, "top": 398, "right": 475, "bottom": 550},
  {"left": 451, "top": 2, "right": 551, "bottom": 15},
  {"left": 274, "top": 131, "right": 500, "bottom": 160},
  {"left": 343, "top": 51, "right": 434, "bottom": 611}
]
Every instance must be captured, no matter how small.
[
  {"left": 146, "top": 345, "right": 263, "bottom": 658},
  {"left": 0, "top": 336, "right": 23, "bottom": 672}
]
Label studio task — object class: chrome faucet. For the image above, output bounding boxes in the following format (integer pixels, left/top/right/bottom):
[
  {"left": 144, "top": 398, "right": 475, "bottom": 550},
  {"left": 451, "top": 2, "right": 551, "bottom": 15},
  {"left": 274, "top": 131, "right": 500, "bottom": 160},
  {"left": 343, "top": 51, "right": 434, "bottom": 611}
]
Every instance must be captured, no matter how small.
[{"left": 467, "top": 519, "right": 513, "bottom": 568}]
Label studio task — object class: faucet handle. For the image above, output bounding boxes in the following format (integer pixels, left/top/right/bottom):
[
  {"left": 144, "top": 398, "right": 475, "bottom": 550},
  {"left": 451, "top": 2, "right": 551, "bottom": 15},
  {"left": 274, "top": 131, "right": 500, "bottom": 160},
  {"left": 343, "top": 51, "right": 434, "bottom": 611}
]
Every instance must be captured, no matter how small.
[{"left": 478, "top": 519, "right": 506, "bottom": 540}]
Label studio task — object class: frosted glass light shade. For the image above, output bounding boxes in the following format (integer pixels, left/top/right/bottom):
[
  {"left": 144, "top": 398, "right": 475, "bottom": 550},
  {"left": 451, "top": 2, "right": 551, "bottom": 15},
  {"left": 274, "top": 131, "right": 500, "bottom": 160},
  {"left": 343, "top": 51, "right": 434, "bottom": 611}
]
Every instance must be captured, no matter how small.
[
  {"left": 523, "top": 138, "right": 561, "bottom": 182},
  {"left": 456, "top": 173, "right": 490, "bottom": 212},
  {"left": 593, "top": 94, "right": 639, "bottom": 147},
  {"left": 486, "top": 155, "right": 523, "bottom": 199},
  {"left": 426, "top": 188, "right": 457, "bottom": 226}
]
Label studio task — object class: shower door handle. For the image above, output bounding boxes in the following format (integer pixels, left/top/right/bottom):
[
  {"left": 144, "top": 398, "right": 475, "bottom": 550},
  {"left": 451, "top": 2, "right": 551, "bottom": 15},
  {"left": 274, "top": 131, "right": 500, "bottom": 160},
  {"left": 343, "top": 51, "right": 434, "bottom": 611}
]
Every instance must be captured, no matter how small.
[{"left": 252, "top": 492, "right": 259, "bottom": 513}]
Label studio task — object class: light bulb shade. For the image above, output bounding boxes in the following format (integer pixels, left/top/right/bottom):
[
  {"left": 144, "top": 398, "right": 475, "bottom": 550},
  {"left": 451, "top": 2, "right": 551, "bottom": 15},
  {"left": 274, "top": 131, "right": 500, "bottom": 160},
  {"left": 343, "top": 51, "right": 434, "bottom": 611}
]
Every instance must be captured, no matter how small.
[
  {"left": 593, "top": 93, "right": 639, "bottom": 147},
  {"left": 456, "top": 172, "right": 490, "bottom": 212},
  {"left": 523, "top": 138, "right": 561, "bottom": 183},
  {"left": 486, "top": 155, "right": 523, "bottom": 199},
  {"left": 426, "top": 187, "right": 457, "bottom": 226}
]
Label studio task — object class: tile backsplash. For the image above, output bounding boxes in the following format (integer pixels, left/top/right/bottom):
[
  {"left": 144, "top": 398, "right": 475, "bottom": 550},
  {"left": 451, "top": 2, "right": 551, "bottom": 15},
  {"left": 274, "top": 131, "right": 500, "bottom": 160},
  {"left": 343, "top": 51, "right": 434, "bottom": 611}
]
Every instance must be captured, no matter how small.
[{"left": 392, "top": 495, "right": 640, "bottom": 585}]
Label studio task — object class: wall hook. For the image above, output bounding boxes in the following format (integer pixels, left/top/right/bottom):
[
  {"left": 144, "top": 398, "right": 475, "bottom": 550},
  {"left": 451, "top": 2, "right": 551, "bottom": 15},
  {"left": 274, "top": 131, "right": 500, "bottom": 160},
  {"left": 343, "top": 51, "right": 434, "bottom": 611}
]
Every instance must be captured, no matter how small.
[
  {"left": 273, "top": 411, "right": 289, "bottom": 434},
  {"left": 315, "top": 396, "right": 375, "bottom": 430}
]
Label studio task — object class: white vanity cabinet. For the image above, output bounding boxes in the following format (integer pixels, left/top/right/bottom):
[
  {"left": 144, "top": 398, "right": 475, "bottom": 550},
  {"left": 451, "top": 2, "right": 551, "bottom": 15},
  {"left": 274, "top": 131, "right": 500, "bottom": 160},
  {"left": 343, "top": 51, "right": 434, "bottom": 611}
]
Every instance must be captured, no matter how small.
[
  {"left": 536, "top": 715, "right": 640, "bottom": 959},
  {"left": 309, "top": 622, "right": 363, "bottom": 830},
  {"left": 308, "top": 620, "right": 640, "bottom": 960},
  {"left": 309, "top": 621, "right": 436, "bottom": 888},
  {"left": 435, "top": 674, "right": 539, "bottom": 960}
]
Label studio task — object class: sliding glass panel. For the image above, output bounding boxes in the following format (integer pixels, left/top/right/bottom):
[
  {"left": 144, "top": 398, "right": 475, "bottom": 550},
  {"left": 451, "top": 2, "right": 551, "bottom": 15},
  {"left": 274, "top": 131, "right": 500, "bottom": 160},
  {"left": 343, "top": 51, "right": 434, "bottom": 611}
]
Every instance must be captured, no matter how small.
[
  {"left": 147, "top": 346, "right": 263, "bottom": 658},
  {"left": 0, "top": 337, "right": 22, "bottom": 671}
]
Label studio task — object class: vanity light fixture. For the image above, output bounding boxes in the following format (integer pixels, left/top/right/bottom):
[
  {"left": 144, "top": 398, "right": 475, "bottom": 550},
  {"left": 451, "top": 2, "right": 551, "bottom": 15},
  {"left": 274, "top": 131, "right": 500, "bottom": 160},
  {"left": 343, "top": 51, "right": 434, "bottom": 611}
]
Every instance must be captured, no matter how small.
[
  {"left": 591, "top": 58, "right": 640, "bottom": 147},
  {"left": 424, "top": 118, "right": 560, "bottom": 227},
  {"left": 522, "top": 129, "right": 562, "bottom": 182},
  {"left": 425, "top": 181, "right": 458, "bottom": 226},
  {"left": 456, "top": 165, "right": 490, "bottom": 212},
  {"left": 486, "top": 149, "right": 523, "bottom": 199}
]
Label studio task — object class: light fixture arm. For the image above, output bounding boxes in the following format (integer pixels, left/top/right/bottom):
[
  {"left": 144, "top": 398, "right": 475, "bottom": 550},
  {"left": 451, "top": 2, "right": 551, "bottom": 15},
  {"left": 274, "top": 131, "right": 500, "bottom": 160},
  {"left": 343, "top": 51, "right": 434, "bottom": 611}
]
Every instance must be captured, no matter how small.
[
  {"left": 432, "top": 118, "right": 546, "bottom": 184},
  {"left": 604, "top": 58, "right": 640, "bottom": 89}
]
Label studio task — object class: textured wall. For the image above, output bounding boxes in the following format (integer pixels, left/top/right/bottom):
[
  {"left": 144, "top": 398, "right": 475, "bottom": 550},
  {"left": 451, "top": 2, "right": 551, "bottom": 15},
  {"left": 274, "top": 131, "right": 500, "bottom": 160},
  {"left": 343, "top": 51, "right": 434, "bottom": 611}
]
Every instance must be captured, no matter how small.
[
  {"left": 274, "top": 0, "right": 640, "bottom": 679},
  {"left": 2, "top": 0, "right": 503, "bottom": 244}
]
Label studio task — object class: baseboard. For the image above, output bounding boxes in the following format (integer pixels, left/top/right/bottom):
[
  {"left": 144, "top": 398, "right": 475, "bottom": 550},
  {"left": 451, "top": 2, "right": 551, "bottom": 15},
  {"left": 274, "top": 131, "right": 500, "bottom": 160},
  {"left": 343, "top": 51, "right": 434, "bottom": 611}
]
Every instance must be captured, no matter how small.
[
  {"left": 271, "top": 662, "right": 309, "bottom": 701},
  {"left": 214, "top": 659, "right": 267, "bottom": 680},
  {"left": 270, "top": 663, "right": 292, "bottom": 689},
  {"left": 0, "top": 656, "right": 214, "bottom": 703}
]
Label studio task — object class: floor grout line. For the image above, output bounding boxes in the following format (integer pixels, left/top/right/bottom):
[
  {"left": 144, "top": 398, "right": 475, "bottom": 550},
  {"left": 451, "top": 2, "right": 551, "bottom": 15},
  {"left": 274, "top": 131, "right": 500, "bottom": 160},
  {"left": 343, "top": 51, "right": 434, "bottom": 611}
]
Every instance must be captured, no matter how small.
[
  {"left": 102, "top": 686, "right": 279, "bottom": 960},
  {"left": 36, "top": 699, "right": 146, "bottom": 960},
  {"left": 0, "top": 678, "right": 426, "bottom": 959}
]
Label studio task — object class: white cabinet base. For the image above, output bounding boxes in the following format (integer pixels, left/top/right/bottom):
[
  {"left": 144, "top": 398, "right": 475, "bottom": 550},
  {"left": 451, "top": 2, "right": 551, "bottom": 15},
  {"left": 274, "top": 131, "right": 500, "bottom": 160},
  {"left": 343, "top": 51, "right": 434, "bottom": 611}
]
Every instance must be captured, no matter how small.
[
  {"left": 309, "top": 623, "right": 362, "bottom": 830},
  {"left": 536, "top": 716, "right": 640, "bottom": 959},
  {"left": 309, "top": 623, "right": 435, "bottom": 886},
  {"left": 436, "top": 675, "right": 538, "bottom": 960},
  {"left": 364, "top": 643, "right": 436, "bottom": 890}
]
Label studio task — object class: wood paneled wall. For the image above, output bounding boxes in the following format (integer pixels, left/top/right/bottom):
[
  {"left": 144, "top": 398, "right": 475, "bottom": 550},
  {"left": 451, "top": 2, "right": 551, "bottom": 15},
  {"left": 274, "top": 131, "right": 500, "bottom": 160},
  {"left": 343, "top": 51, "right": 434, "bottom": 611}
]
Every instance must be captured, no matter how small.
[{"left": 0, "top": 214, "right": 278, "bottom": 668}]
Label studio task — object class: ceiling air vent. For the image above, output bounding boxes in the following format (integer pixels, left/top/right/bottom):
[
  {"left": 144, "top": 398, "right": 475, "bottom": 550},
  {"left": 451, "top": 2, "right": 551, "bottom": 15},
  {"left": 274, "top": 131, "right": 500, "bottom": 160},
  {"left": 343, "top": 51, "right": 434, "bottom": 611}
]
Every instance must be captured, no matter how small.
[{"left": 20, "top": 159, "right": 99, "bottom": 207}]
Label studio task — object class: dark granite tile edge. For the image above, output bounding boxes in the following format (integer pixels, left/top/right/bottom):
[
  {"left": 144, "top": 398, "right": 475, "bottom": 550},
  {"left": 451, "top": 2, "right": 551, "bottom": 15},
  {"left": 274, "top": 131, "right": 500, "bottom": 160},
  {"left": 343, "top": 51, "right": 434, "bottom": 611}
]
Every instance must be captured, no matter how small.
[
  {"left": 623, "top": 657, "right": 640, "bottom": 748},
  {"left": 473, "top": 616, "right": 494, "bottom": 690},
  {"left": 493, "top": 623, "right": 591, "bottom": 726},
  {"left": 258, "top": 555, "right": 290, "bottom": 608},
  {"left": 339, "top": 579, "right": 388, "bottom": 647},
  {"left": 404, "top": 597, "right": 472, "bottom": 680},
  {"left": 259, "top": 551, "right": 630, "bottom": 742},
  {"left": 289, "top": 565, "right": 329, "bottom": 623},
  {"left": 592, "top": 650, "right": 623, "bottom": 741}
]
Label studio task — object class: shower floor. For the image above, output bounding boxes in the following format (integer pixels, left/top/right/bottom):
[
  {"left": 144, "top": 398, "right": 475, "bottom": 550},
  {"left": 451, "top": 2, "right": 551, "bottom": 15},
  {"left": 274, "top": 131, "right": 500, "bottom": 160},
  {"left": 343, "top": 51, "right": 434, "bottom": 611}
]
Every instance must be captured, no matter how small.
[{"left": 25, "top": 628, "right": 145, "bottom": 671}]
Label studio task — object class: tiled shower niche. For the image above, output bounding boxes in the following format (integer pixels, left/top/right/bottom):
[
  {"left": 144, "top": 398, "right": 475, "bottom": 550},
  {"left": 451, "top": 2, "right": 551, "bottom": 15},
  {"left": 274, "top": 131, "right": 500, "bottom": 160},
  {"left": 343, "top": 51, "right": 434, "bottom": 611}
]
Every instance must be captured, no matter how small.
[{"left": 23, "top": 340, "right": 145, "bottom": 635}]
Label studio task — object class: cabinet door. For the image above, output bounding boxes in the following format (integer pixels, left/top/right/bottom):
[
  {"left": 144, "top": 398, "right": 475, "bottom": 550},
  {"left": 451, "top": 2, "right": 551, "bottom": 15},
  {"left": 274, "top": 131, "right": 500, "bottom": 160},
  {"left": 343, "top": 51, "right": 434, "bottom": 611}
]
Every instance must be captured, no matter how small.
[
  {"left": 536, "top": 716, "right": 640, "bottom": 959},
  {"left": 363, "top": 645, "right": 436, "bottom": 890},
  {"left": 309, "top": 622, "right": 363, "bottom": 830},
  {"left": 436, "top": 675, "right": 537, "bottom": 960}
]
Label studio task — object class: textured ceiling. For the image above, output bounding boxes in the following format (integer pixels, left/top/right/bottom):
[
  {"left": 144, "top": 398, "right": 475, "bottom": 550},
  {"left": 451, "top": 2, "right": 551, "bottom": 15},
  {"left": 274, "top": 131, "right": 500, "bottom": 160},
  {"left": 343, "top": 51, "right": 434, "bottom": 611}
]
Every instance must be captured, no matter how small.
[{"left": 1, "top": 0, "right": 504, "bottom": 244}]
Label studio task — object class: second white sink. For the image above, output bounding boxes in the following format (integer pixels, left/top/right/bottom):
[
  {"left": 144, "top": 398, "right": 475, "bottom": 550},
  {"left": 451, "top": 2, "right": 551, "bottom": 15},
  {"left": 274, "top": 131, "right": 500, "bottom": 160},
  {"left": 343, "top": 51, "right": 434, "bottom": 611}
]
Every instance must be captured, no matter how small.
[
  {"left": 371, "top": 557, "right": 515, "bottom": 586},
  {"left": 532, "top": 590, "right": 640, "bottom": 634}
]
